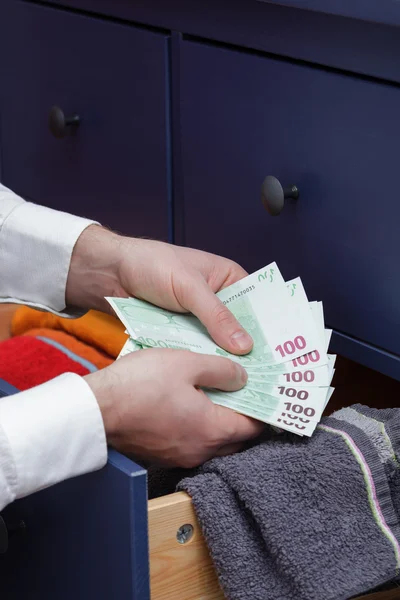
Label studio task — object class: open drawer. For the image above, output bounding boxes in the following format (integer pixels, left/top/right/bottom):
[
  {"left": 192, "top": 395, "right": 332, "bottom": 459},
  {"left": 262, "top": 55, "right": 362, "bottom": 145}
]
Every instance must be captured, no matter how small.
[
  {"left": 1, "top": 452, "right": 399, "bottom": 600},
  {"left": 1, "top": 319, "right": 400, "bottom": 599},
  {"left": 0, "top": 429, "right": 400, "bottom": 599}
]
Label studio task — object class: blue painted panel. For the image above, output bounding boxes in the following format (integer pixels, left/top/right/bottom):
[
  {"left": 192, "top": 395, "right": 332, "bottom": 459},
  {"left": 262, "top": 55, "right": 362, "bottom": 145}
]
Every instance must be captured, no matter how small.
[
  {"left": 0, "top": 449, "right": 149, "bottom": 600},
  {"left": 256, "top": 0, "right": 400, "bottom": 27},
  {"left": 0, "top": 1, "right": 170, "bottom": 241},
  {"left": 0, "top": 378, "right": 19, "bottom": 398},
  {"left": 331, "top": 331, "right": 400, "bottom": 381},
  {"left": 179, "top": 40, "right": 400, "bottom": 364},
  {"left": 31, "top": 0, "right": 400, "bottom": 84},
  {"left": 46, "top": 0, "right": 400, "bottom": 29}
]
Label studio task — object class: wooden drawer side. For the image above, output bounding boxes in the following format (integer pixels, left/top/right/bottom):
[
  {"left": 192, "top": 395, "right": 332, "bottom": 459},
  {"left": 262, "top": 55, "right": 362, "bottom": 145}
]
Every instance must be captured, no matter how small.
[{"left": 148, "top": 492, "right": 400, "bottom": 600}]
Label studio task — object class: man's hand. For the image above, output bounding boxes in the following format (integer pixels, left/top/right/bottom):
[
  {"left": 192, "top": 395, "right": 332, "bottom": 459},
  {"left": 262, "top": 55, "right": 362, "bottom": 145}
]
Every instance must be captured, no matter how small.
[
  {"left": 66, "top": 226, "right": 253, "bottom": 354},
  {"left": 68, "top": 226, "right": 262, "bottom": 465},
  {"left": 85, "top": 349, "right": 263, "bottom": 467}
]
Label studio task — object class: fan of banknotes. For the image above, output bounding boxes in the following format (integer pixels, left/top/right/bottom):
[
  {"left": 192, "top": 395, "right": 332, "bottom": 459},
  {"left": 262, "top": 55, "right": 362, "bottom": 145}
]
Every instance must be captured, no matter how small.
[{"left": 106, "top": 262, "right": 335, "bottom": 437}]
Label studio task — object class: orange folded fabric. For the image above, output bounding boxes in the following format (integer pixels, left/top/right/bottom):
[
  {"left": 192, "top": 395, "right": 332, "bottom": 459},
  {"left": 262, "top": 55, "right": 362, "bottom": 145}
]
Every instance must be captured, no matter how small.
[{"left": 12, "top": 307, "right": 128, "bottom": 359}]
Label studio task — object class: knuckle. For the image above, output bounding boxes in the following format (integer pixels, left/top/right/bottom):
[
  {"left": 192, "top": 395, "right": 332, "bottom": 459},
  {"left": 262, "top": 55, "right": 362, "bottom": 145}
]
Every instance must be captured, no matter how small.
[
  {"left": 180, "top": 350, "right": 202, "bottom": 371},
  {"left": 230, "top": 259, "right": 245, "bottom": 273},
  {"left": 211, "top": 303, "right": 235, "bottom": 328},
  {"left": 172, "top": 349, "right": 193, "bottom": 364},
  {"left": 224, "top": 359, "right": 240, "bottom": 382},
  {"left": 225, "top": 260, "right": 248, "bottom": 282}
]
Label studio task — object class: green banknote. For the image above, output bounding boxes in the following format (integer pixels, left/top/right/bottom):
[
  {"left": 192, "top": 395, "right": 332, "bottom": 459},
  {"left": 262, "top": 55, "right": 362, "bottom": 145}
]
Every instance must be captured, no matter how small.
[
  {"left": 107, "top": 264, "right": 326, "bottom": 370},
  {"left": 110, "top": 262, "right": 336, "bottom": 437},
  {"left": 208, "top": 392, "right": 318, "bottom": 437},
  {"left": 117, "top": 335, "right": 334, "bottom": 389}
]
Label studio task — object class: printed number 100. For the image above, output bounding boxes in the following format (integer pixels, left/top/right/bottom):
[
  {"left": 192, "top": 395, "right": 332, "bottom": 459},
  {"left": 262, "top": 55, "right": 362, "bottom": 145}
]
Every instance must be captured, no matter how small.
[
  {"left": 285, "top": 370, "right": 315, "bottom": 383},
  {"left": 275, "top": 336, "right": 306, "bottom": 357}
]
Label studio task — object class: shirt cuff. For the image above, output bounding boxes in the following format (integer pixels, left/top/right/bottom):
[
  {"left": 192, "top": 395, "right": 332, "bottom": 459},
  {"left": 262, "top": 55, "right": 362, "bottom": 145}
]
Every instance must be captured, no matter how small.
[
  {"left": 0, "top": 200, "right": 97, "bottom": 315},
  {"left": 0, "top": 373, "right": 107, "bottom": 502}
]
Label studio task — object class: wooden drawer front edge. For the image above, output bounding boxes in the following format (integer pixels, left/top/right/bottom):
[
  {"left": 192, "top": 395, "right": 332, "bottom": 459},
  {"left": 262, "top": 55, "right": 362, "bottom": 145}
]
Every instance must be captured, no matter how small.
[
  {"left": 148, "top": 491, "right": 224, "bottom": 599},
  {"left": 148, "top": 492, "right": 400, "bottom": 600}
]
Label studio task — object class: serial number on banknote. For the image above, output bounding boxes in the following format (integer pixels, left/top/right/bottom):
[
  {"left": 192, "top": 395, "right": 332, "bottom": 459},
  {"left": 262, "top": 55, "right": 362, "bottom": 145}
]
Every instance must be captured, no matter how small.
[{"left": 222, "top": 285, "right": 256, "bottom": 305}]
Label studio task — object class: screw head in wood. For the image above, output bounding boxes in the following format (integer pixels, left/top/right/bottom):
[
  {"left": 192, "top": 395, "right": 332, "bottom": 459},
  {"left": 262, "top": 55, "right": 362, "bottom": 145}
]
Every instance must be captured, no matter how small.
[{"left": 176, "top": 524, "right": 194, "bottom": 544}]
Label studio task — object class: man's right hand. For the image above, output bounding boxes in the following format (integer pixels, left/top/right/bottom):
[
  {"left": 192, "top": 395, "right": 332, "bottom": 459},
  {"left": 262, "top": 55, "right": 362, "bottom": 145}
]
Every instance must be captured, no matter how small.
[{"left": 84, "top": 349, "right": 263, "bottom": 468}]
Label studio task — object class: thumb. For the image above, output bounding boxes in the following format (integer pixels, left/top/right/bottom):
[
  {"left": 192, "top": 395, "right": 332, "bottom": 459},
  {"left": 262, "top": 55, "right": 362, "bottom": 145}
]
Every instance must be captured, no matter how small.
[
  {"left": 184, "top": 276, "right": 253, "bottom": 355},
  {"left": 187, "top": 353, "right": 248, "bottom": 391}
]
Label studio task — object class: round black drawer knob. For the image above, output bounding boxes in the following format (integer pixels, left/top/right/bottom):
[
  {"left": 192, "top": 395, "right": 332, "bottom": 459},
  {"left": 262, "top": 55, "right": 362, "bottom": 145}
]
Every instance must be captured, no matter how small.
[
  {"left": 261, "top": 175, "right": 299, "bottom": 216},
  {"left": 49, "top": 106, "right": 80, "bottom": 139}
]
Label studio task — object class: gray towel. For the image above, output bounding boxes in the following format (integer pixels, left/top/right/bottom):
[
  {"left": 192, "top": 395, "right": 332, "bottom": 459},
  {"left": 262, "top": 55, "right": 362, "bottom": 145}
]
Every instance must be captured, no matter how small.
[{"left": 178, "top": 405, "right": 400, "bottom": 600}]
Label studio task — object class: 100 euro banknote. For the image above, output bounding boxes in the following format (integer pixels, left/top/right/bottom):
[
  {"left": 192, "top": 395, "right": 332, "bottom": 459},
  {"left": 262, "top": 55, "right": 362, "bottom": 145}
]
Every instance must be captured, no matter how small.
[
  {"left": 107, "top": 263, "right": 327, "bottom": 370},
  {"left": 111, "top": 262, "right": 335, "bottom": 435},
  {"left": 117, "top": 334, "right": 336, "bottom": 386},
  {"left": 208, "top": 391, "right": 319, "bottom": 437}
]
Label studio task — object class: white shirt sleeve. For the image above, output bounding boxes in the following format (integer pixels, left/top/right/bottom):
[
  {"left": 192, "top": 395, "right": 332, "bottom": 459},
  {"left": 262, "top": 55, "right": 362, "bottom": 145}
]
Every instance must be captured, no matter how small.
[
  {"left": 0, "top": 183, "right": 108, "bottom": 510},
  {"left": 0, "top": 374, "right": 108, "bottom": 511},
  {"left": 0, "top": 182, "right": 97, "bottom": 316}
]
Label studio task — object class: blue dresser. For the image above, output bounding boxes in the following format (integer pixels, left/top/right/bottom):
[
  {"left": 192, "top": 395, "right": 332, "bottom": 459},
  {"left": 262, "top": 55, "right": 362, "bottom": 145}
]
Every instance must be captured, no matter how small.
[
  {"left": 1, "top": 0, "right": 400, "bottom": 598},
  {"left": 0, "top": 380, "right": 150, "bottom": 599},
  {"left": 2, "top": 0, "right": 400, "bottom": 380}
]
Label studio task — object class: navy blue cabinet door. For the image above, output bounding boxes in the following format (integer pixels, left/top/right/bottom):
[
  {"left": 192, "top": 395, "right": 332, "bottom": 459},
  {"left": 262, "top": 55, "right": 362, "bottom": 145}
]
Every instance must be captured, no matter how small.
[
  {"left": 0, "top": 450, "right": 149, "bottom": 600},
  {"left": 179, "top": 40, "right": 400, "bottom": 362},
  {"left": 0, "top": 1, "right": 170, "bottom": 241}
]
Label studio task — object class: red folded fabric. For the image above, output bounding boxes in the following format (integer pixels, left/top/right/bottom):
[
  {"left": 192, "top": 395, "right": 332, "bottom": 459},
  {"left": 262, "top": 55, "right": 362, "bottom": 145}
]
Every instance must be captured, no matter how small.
[{"left": 0, "top": 336, "right": 90, "bottom": 391}]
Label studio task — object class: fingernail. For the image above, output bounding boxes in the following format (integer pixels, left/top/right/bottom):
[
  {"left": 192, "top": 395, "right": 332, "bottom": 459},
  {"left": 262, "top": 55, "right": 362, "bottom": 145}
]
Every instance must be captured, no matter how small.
[{"left": 231, "top": 330, "right": 252, "bottom": 352}]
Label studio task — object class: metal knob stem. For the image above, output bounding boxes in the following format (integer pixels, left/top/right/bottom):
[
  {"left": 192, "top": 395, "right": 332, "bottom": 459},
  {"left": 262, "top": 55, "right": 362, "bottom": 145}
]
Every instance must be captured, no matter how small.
[
  {"left": 261, "top": 175, "right": 299, "bottom": 216},
  {"left": 49, "top": 105, "right": 80, "bottom": 139}
]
